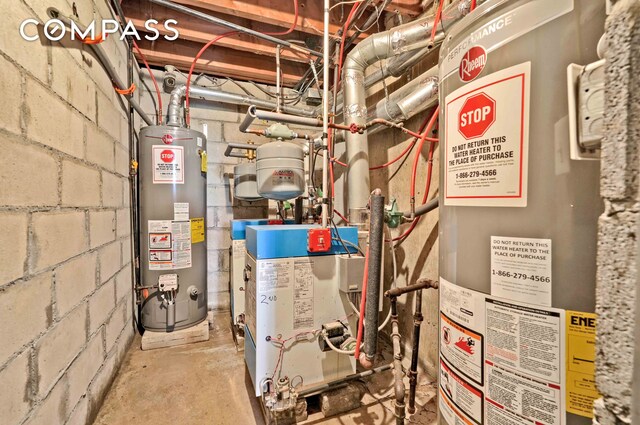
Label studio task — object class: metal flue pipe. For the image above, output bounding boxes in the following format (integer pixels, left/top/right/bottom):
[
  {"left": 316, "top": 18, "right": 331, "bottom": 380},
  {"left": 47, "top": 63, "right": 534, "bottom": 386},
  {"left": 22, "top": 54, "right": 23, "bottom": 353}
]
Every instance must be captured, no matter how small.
[
  {"left": 149, "top": 0, "right": 323, "bottom": 58},
  {"left": 342, "top": 0, "right": 472, "bottom": 226},
  {"left": 167, "top": 85, "right": 316, "bottom": 127}
]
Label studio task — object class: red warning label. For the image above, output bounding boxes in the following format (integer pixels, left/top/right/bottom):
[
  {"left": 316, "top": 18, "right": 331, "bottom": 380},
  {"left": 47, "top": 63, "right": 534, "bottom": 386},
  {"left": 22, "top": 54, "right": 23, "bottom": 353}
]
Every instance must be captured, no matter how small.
[
  {"left": 444, "top": 62, "right": 530, "bottom": 207},
  {"left": 152, "top": 145, "right": 184, "bottom": 184}
]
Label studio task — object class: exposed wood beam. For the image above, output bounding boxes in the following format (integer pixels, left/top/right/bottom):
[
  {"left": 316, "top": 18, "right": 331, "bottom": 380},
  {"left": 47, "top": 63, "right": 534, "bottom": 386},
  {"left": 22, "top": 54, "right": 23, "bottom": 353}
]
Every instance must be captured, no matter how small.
[
  {"left": 385, "top": 0, "right": 424, "bottom": 16},
  {"left": 135, "top": 38, "right": 307, "bottom": 86},
  {"left": 123, "top": 0, "right": 311, "bottom": 63},
  {"left": 170, "top": 0, "right": 370, "bottom": 40}
]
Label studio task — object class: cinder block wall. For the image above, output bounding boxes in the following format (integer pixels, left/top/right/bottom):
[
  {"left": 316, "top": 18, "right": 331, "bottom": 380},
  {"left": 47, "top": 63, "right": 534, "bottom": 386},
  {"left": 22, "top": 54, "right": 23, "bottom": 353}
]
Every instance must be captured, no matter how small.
[
  {"left": 138, "top": 72, "right": 273, "bottom": 311},
  {"left": 0, "top": 1, "right": 135, "bottom": 424},
  {"left": 594, "top": 0, "right": 640, "bottom": 423}
]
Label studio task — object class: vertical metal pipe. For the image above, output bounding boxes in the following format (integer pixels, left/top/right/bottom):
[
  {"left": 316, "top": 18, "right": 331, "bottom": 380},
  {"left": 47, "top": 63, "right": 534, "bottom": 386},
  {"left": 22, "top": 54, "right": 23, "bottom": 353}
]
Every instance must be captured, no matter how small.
[
  {"left": 407, "top": 289, "right": 423, "bottom": 414},
  {"left": 276, "top": 46, "right": 282, "bottom": 114},
  {"left": 321, "top": 0, "right": 330, "bottom": 228},
  {"left": 361, "top": 191, "right": 385, "bottom": 367},
  {"left": 390, "top": 297, "right": 405, "bottom": 425}
]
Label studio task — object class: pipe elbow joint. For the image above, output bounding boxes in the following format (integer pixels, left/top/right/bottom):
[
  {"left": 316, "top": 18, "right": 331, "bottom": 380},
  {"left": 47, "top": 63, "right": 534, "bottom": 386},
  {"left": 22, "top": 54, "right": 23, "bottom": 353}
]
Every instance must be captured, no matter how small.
[{"left": 359, "top": 353, "right": 374, "bottom": 370}]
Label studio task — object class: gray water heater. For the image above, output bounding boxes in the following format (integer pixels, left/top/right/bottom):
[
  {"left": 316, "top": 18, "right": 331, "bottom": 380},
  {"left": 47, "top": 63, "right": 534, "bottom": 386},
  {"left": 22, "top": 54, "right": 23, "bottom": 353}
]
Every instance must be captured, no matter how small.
[
  {"left": 438, "top": 1, "right": 604, "bottom": 424},
  {"left": 139, "top": 125, "right": 208, "bottom": 331}
]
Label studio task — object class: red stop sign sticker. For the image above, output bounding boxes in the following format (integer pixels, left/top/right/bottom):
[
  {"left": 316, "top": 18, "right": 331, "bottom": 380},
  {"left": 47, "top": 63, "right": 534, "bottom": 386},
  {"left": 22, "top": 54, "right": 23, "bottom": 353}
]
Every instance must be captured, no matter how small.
[
  {"left": 458, "top": 93, "right": 496, "bottom": 139},
  {"left": 160, "top": 150, "right": 175, "bottom": 163}
]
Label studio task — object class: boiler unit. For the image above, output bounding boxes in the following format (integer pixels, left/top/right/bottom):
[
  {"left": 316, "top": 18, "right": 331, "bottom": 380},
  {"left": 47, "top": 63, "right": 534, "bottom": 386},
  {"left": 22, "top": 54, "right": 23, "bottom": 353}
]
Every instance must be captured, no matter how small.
[
  {"left": 243, "top": 225, "right": 359, "bottom": 406},
  {"left": 139, "top": 125, "right": 208, "bottom": 331},
  {"left": 438, "top": 1, "right": 604, "bottom": 425},
  {"left": 229, "top": 218, "right": 269, "bottom": 346}
]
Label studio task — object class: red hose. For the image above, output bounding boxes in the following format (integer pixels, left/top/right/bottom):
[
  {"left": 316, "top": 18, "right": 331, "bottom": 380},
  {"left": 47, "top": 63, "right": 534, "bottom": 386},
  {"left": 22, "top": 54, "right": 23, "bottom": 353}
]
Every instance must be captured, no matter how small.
[
  {"left": 369, "top": 114, "right": 431, "bottom": 170},
  {"left": 430, "top": 0, "right": 445, "bottom": 44},
  {"left": 354, "top": 247, "right": 370, "bottom": 359},
  {"left": 132, "top": 39, "right": 163, "bottom": 124},
  {"left": 185, "top": 0, "right": 300, "bottom": 126},
  {"left": 392, "top": 142, "right": 436, "bottom": 242},
  {"left": 410, "top": 108, "right": 439, "bottom": 199}
]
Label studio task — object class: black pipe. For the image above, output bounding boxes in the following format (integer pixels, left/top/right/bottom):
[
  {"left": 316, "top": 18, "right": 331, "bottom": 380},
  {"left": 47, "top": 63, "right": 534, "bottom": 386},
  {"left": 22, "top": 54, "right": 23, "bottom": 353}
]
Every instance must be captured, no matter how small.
[
  {"left": 385, "top": 278, "right": 439, "bottom": 298},
  {"left": 360, "top": 191, "right": 385, "bottom": 368},
  {"left": 294, "top": 198, "right": 303, "bottom": 224},
  {"left": 407, "top": 289, "right": 423, "bottom": 414},
  {"left": 384, "top": 278, "right": 439, "bottom": 414},
  {"left": 298, "top": 363, "right": 392, "bottom": 397}
]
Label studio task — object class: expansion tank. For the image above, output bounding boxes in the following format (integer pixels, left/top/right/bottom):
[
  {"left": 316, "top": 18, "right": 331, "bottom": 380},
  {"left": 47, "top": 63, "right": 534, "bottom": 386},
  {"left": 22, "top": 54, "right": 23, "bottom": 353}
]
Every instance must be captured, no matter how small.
[
  {"left": 139, "top": 125, "right": 208, "bottom": 331},
  {"left": 438, "top": 1, "right": 604, "bottom": 424}
]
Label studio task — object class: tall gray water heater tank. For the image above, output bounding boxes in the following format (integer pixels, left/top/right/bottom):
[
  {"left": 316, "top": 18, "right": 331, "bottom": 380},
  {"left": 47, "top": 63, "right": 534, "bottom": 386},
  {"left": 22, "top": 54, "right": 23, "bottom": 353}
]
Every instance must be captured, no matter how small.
[
  {"left": 438, "top": 1, "right": 604, "bottom": 424},
  {"left": 139, "top": 125, "right": 208, "bottom": 331}
]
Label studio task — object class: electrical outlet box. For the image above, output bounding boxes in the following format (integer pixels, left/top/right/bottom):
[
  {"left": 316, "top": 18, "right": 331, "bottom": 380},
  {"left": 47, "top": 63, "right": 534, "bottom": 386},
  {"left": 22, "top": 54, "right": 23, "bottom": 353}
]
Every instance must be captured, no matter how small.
[{"left": 338, "top": 255, "right": 365, "bottom": 293}]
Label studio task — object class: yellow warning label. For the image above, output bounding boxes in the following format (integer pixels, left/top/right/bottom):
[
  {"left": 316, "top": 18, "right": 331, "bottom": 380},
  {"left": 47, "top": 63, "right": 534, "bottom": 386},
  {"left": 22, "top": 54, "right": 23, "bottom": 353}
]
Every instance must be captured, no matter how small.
[
  {"left": 566, "top": 310, "right": 600, "bottom": 417},
  {"left": 190, "top": 218, "right": 205, "bottom": 244},
  {"left": 200, "top": 151, "right": 207, "bottom": 173}
]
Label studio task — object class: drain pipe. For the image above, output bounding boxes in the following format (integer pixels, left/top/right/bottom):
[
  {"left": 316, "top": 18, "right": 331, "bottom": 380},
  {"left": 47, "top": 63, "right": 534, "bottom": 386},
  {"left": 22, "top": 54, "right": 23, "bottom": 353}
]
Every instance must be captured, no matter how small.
[
  {"left": 360, "top": 190, "right": 385, "bottom": 369},
  {"left": 342, "top": 0, "right": 471, "bottom": 226},
  {"left": 390, "top": 296, "right": 405, "bottom": 425},
  {"left": 407, "top": 278, "right": 439, "bottom": 414}
]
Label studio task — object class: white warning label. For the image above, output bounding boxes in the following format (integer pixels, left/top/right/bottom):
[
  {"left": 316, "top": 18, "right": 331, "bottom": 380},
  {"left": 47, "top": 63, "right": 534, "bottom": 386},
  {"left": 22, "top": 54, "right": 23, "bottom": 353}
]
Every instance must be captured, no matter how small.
[
  {"left": 491, "top": 236, "right": 552, "bottom": 306},
  {"left": 152, "top": 145, "right": 184, "bottom": 184},
  {"left": 444, "top": 62, "right": 530, "bottom": 207},
  {"left": 439, "top": 278, "right": 566, "bottom": 425},
  {"left": 293, "top": 259, "right": 314, "bottom": 329},
  {"left": 258, "top": 260, "right": 292, "bottom": 292},
  {"left": 148, "top": 220, "right": 192, "bottom": 270}
]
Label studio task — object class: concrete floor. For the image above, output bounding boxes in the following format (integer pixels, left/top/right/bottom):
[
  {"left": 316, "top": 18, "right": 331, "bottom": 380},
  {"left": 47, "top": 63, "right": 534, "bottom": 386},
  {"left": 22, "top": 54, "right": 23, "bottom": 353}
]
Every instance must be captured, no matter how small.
[{"left": 94, "top": 313, "right": 438, "bottom": 425}]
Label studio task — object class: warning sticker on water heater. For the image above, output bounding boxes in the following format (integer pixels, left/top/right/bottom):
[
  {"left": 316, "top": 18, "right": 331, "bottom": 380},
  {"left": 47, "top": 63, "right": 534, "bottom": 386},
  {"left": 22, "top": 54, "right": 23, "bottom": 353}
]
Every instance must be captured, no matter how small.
[
  {"left": 444, "top": 62, "right": 530, "bottom": 207},
  {"left": 152, "top": 145, "right": 184, "bottom": 184},
  {"left": 148, "top": 220, "right": 192, "bottom": 270}
]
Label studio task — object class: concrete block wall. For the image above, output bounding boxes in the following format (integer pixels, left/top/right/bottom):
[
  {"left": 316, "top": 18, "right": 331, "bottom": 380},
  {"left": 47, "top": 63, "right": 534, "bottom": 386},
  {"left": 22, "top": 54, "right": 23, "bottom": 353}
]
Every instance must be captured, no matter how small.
[
  {"left": 594, "top": 0, "right": 640, "bottom": 423},
  {"left": 0, "top": 1, "right": 135, "bottom": 424},
  {"left": 138, "top": 72, "right": 272, "bottom": 311}
]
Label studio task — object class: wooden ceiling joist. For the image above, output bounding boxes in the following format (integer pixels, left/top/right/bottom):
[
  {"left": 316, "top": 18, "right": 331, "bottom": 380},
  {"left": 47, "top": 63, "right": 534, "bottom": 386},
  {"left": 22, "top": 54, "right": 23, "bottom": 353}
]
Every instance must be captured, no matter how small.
[
  {"left": 123, "top": 1, "right": 310, "bottom": 62},
  {"left": 135, "top": 38, "right": 307, "bottom": 86},
  {"left": 171, "top": 0, "right": 370, "bottom": 40}
]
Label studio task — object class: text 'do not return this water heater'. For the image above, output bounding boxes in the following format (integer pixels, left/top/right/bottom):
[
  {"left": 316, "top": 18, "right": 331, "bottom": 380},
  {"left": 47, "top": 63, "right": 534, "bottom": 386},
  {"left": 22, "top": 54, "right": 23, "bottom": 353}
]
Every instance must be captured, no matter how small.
[
  {"left": 139, "top": 125, "right": 208, "bottom": 331},
  {"left": 437, "top": 1, "right": 604, "bottom": 424}
]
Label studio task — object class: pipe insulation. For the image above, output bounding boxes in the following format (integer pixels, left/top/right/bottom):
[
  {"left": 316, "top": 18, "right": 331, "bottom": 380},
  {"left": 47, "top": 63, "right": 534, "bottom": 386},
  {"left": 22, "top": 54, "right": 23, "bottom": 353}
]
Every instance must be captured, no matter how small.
[
  {"left": 342, "top": 0, "right": 472, "bottom": 225},
  {"left": 361, "top": 191, "right": 385, "bottom": 368},
  {"left": 371, "top": 67, "right": 439, "bottom": 122}
]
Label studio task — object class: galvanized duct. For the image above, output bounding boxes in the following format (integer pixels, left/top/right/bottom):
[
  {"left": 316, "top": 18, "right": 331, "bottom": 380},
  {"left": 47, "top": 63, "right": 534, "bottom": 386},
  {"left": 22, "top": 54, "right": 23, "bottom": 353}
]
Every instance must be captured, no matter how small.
[
  {"left": 371, "top": 67, "right": 439, "bottom": 122},
  {"left": 342, "top": 0, "right": 472, "bottom": 225},
  {"left": 166, "top": 85, "right": 317, "bottom": 127}
]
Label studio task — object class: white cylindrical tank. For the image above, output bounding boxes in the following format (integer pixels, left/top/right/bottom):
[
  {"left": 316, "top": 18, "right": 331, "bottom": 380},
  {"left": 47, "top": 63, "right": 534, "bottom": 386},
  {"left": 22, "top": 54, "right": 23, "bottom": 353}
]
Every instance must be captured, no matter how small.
[
  {"left": 437, "top": 1, "right": 604, "bottom": 424},
  {"left": 234, "top": 162, "right": 262, "bottom": 201},
  {"left": 256, "top": 141, "right": 304, "bottom": 200},
  {"left": 139, "top": 125, "right": 208, "bottom": 331}
]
